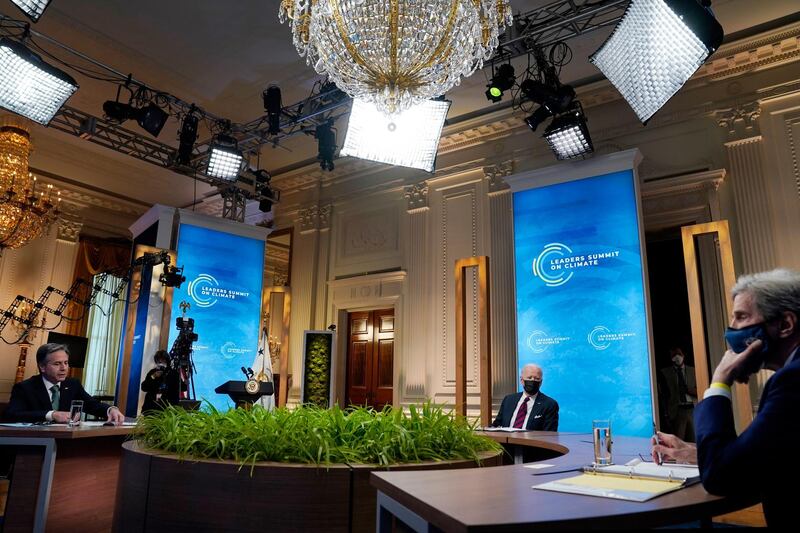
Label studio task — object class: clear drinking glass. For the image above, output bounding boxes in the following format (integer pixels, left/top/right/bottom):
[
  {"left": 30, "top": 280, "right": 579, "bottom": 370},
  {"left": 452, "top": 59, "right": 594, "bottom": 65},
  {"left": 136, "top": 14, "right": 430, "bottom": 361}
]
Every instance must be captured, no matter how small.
[
  {"left": 592, "top": 419, "right": 612, "bottom": 465},
  {"left": 68, "top": 400, "right": 83, "bottom": 427}
]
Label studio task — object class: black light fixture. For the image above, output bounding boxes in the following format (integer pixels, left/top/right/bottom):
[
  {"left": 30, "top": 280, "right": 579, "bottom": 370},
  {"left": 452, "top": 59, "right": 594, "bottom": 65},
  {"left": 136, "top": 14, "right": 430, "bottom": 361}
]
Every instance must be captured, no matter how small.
[
  {"left": 176, "top": 112, "right": 198, "bottom": 166},
  {"left": 253, "top": 169, "right": 276, "bottom": 213},
  {"left": 485, "top": 64, "right": 515, "bottom": 103},
  {"left": 102, "top": 98, "right": 168, "bottom": 137},
  {"left": 263, "top": 85, "right": 282, "bottom": 136},
  {"left": 0, "top": 37, "right": 78, "bottom": 125},
  {"left": 136, "top": 102, "right": 168, "bottom": 137},
  {"left": 590, "top": 0, "right": 724, "bottom": 123},
  {"left": 207, "top": 133, "right": 243, "bottom": 181},
  {"left": 316, "top": 121, "right": 336, "bottom": 171},
  {"left": 9, "top": 0, "right": 53, "bottom": 22},
  {"left": 543, "top": 105, "right": 594, "bottom": 160}
]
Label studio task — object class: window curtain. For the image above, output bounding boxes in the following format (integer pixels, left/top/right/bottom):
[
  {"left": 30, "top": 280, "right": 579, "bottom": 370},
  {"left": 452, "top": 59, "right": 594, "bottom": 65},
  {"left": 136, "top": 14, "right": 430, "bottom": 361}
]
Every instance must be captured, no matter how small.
[
  {"left": 65, "top": 237, "right": 131, "bottom": 338},
  {"left": 82, "top": 274, "right": 126, "bottom": 396}
]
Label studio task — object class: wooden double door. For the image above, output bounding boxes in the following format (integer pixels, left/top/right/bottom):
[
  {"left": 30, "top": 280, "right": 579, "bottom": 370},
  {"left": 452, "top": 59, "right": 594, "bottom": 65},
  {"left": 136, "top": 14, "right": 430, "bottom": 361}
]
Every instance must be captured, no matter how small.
[{"left": 346, "top": 308, "right": 394, "bottom": 409}]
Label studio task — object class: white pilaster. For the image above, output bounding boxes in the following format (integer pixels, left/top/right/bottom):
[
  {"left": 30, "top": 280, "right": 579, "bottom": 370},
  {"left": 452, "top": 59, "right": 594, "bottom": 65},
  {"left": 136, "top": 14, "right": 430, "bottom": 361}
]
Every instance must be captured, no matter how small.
[
  {"left": 402, "top": 182, "right": 430, "bottom": 400},
  {"left": 725, "top": 134, "right": 778, "bottom": 273},
  {"left": 484, "top": 163, "right": 517, "bottom": 399}
]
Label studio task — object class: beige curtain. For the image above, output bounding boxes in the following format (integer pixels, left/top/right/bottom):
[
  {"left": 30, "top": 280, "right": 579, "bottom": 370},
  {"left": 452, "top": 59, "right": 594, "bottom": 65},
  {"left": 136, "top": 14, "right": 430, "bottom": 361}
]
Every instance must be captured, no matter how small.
[{"left": 82, "top": 274, "right": 126, "bottom": 396}]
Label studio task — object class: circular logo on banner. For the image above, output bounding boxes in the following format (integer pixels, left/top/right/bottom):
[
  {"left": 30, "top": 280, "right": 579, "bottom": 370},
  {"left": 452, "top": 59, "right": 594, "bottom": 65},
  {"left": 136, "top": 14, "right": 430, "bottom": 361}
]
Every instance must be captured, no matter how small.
[
  {"left": 188, "top": 273, "right": 219, "bottom": 308},
  {"left": 532, "top": 242, "right": 574, "bottom": 287},
  {"left": 588, "top": 325, "right": 612, "bottom": 350},
  {"left": 527, "top": 330, "right": 548, "bottom": 353}
]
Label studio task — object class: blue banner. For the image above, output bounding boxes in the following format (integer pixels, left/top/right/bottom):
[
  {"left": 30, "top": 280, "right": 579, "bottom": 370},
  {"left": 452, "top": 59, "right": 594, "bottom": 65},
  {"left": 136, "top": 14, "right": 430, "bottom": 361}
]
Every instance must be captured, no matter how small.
[
  {"left": 169, "top": 223, "right": 264, "bottom": 411},
  {"left": 513, "top": 170, "right": 653, "bottom": 437}
]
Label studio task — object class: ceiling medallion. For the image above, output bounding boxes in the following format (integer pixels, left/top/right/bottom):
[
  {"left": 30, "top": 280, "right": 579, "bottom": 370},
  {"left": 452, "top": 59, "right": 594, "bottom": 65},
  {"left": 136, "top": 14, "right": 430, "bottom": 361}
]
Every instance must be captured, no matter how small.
[{"left": 280, "top": 0, "right": 513, "bottom": 115}]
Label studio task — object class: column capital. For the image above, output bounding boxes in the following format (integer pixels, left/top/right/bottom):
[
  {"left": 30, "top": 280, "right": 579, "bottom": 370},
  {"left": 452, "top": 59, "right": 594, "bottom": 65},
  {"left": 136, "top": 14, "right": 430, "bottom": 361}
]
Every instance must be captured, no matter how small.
[
  {"left": 404, "top": 182, "right": 429, "bottom": 213},
  {"left": 483, "top": 161, "right": 514, "bottom": 195},
  {"left": 56, "top": 218, "right": 82, "bottom": 243},
  {"left": 318, "top": 204, "right": 332, "bottom": 231},
  {"left": 713, "top": 101, "right": 761, "bottom": 140},
  {"left": 297, "top": 205, "right": 320, "bottom": 234}
]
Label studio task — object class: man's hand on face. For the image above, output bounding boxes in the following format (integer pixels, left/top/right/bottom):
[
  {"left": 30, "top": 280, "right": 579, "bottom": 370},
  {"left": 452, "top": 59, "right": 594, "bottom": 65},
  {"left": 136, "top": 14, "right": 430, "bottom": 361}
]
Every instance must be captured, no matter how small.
[
  {"left": 713, "top": 339, "right": 764, "bottom": 386},
  {"left": 51, "top": 411, "right": 71, "bottom": 423}
]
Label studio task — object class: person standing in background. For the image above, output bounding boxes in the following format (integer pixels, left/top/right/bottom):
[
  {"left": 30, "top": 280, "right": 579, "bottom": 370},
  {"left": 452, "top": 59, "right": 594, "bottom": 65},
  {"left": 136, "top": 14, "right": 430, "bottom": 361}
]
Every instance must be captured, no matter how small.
[{"left": 660, "top": 347, "right": 697, "bottom": 441}]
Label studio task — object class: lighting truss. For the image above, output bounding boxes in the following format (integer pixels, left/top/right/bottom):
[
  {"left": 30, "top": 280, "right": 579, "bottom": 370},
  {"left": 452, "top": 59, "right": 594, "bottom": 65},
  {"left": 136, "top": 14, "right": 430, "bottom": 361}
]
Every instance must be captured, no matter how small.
[
  {"left": 0, "top": 37, "right": 78, "bottom": 125},
  {"left": 590, "top": 0, "right": 724, "bottom": 123},
  {"left": 9, "top": 0, "right": 52, "bottom": 23},
  {"left": 340, "top": 99, "right": 450, "bottom": 172},
  {"left": 498, "top": 0, "right": 629, "bottom": 60},
  {"left": 543, "top": 108, "right": 594, "bottom": 160}
]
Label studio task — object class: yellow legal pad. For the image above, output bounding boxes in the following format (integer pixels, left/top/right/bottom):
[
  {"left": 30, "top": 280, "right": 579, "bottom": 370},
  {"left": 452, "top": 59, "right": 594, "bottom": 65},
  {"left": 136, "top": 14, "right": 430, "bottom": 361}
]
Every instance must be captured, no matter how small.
[{"left": 534, "top": 473, "right": 684, "bottom": 502}]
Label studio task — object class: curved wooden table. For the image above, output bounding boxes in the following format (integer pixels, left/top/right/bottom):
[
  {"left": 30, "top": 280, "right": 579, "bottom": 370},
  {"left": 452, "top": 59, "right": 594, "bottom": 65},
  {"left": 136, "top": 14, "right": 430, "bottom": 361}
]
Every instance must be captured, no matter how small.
[{"left": 371, "top": 432, "right": 755, "bottom": 531}]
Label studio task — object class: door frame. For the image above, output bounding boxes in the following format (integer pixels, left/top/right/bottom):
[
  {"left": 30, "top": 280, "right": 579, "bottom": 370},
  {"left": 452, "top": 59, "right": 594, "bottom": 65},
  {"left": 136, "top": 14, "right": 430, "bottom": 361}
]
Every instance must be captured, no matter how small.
[{"left": 327, "top": 271, "right": 406, "bottom": 409}]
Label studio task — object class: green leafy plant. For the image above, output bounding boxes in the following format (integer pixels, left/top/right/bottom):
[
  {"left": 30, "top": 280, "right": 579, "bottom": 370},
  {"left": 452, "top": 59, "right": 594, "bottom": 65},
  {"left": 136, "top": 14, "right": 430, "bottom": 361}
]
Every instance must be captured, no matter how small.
[
  {"left": 136, "top": 403, "right": 502, "bottom": 467},
  {"left": 303, "top": 332, "right": 332, "bottom": 407}
]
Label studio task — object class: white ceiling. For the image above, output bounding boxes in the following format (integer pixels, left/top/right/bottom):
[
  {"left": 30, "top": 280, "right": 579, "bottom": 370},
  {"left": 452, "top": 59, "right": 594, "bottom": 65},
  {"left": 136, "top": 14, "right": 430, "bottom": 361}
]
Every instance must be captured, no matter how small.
[{"left": 1, "top": 0, "right": 798, "bottom": 213}]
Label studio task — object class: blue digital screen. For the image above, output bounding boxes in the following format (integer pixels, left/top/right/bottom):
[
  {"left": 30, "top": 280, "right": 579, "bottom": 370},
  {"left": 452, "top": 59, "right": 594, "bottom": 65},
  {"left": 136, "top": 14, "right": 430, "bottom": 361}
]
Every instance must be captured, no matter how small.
[
  {"left": 169, "top": 224, "right": 264, "bottom": 411},
  {"left": 513, "top": 170, "right": 653, "bottom": 437}
]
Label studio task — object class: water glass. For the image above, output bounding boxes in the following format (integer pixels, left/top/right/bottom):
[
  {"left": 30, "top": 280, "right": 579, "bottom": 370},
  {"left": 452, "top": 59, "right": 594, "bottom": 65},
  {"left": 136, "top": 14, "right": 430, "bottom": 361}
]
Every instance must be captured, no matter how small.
[
  {"left": 592, "top": 419, "right": 612, "bottom": 465},
  {"left": 68, "top": 400, "right": 83, "bottom": 427}
]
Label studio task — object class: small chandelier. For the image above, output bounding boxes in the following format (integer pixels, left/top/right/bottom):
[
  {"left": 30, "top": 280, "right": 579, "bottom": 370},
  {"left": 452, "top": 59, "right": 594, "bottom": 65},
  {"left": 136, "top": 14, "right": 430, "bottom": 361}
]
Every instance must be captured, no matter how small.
[
  {"left": 0, "top": 121, "right": 60, "bottom": 253},
  {"left": 280, "top": 0, "right": 513, "bottom": 115}
]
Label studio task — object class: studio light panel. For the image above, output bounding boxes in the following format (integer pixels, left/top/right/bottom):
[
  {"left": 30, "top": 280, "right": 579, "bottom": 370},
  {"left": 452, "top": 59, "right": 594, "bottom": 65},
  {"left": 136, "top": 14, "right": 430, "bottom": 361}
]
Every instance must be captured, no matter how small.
[
  {"left": 590, "top": 0, "right": 723, "bottom": 123},
  {"left": 0, "top": 38, "right": 78, "bottom": 125},
  {"left": 207, "top": 146, "right": 243, "bottom": 180},
  {"left": 544, "top": 116, "right": 593, "bottom": 160},
  {"left": 340, "top": 98, "right": 450, "bottom": 172},
  {"left": 10, "top": 0, "right": 52, "bottom": 22}
]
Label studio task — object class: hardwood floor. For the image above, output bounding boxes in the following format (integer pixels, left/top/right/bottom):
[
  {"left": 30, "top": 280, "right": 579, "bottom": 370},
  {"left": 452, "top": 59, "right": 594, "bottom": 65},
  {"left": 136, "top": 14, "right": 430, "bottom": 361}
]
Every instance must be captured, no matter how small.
[{"left": 714, "top": 504, "right": 767, "bottom": 527}]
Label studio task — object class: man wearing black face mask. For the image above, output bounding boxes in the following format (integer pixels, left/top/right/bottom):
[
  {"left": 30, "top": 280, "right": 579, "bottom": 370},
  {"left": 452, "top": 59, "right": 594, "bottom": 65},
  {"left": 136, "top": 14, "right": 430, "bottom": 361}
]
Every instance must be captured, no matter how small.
[
  {"left": 492, "top": 363, "right": 559, "bottom": 431},
  {"left": 693, "top": 268, "right": 800, "bottom": 528},
  {"left": 659, "top": 347, "right": 697, "bottom": 441}
]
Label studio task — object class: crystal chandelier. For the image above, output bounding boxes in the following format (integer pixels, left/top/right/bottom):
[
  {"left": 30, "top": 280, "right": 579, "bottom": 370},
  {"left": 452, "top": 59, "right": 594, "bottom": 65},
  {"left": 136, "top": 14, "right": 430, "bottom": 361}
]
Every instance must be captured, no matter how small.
[
  {"left": 0, "top": 121, "right": 60, "bottom": 253},
  {"left": 280, "top": 0, "right": 513, "bottom": 114}
]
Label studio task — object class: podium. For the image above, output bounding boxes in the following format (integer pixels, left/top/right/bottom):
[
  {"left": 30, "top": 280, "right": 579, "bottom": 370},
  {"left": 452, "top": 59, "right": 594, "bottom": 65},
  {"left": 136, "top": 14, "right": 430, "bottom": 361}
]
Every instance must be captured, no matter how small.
[{"left": 214, "top": 380, "right": 274, "bottom": 408}]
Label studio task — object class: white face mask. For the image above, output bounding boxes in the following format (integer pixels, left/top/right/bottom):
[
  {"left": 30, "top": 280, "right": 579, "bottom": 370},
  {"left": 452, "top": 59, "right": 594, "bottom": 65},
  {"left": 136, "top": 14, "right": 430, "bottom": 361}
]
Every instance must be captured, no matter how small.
[{"left": 671, "top": 355, "right": 684, "bottom": 366}]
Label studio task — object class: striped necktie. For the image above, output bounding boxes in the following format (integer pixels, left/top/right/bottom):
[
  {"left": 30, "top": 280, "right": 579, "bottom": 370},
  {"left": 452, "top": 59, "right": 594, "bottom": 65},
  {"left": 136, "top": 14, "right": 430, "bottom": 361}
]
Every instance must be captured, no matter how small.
[
  {"left": 513, "top": 397, "right": 530, "bottom": 429},
  {"left": 51, "top": 384, "right": 60, "bottom": 411}
]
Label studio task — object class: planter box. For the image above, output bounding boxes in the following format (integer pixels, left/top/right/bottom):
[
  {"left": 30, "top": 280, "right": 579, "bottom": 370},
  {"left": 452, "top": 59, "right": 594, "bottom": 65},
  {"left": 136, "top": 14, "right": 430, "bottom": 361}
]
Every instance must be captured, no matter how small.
[{"left": 113, "top": 441, "right": 501, "bottom": 532}]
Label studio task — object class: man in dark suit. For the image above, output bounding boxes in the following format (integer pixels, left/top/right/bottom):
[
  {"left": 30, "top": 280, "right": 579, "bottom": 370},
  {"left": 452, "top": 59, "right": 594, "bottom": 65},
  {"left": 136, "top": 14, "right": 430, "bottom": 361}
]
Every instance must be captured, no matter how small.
[
  {"left": 659, "top": 347, "right": 697, "bottom": 441},
  {"left": 5, "top": 343, "right": 124, "bottom": 424},
  {"left": 492, "top": 363, "right": 558, "bottom": 431},
  {"left": 694, "top": 269, "right": 800, "bottom": 528}
]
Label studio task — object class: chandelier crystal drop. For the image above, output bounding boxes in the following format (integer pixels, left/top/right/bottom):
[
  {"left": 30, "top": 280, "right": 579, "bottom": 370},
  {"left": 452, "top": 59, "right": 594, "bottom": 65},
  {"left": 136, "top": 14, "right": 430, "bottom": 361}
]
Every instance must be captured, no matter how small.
[
  {"left": 0, "top": 121, "right": 60, "bottom": 252},
  {"left": 280, "top": 0, "right": 513, "bottom": 115}
]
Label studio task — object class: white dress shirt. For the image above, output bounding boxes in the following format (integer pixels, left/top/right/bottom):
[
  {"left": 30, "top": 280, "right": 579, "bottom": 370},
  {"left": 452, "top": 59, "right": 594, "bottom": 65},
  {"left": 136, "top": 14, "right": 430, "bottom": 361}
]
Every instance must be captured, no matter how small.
[{"left": 509, "top": 392, "right": 537, "bottom": 429}]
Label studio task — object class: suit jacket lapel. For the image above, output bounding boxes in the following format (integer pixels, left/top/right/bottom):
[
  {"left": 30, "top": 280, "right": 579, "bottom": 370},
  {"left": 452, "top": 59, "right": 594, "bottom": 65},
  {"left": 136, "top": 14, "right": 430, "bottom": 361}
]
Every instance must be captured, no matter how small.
[
  {"left": 527, "top": 395, "right": 543, "bottom": 429},
  {"left": 34, "top": 375, "right": 54, "bottom": 410}
]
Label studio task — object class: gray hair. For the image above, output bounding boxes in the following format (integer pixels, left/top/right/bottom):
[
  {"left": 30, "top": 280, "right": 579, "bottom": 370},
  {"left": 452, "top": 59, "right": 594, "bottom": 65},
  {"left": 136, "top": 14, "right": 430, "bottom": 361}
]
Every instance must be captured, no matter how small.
[
  {"left": 36, "top": 343, "right": 69, "bottom": 367},
  {"left": 732, "top": 269, "right": 800, "bottom": 322}
]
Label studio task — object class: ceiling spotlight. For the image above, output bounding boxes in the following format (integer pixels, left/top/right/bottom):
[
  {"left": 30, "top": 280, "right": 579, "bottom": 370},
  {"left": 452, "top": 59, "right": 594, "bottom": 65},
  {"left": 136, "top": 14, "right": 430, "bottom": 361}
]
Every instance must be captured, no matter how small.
[
  {"left": 207, "top": 134, "right": 243, "bottom": 180},
  {"left": 254, "top": 170, "right": 276, "bottom": 213},
  {"left": 519, "top": 79, "right": 576, "bottom": 115},
  {"left": 136, "top": 102, "right": 168, "bottom": 137},
  {"left": 485, "top": 64, "right": 515, "bottom": 103},
  {"left": 590, "top": 0, "right": 724, "bottom": 123},
  {"left": 102, "top": 99, "right": 168, "bottom": 137},
  {"left": 543, "top": 106, "right": 594, "bottom": 161},
  {"left": 524, "top": 106, "right": 552, "bottom": 132},
  {"left": 176, "top": 113, "right": 198, "bottom": 166},
  {"left": 0, "top": 37, "right": 78, "bottom": 125},
  {"left": 340, "top": 98, "right": 450, "bottom": 172},
  {"left": 316, "top": 121, "right": 336, "bottom": 172},
  {"left": 9, "top": 0, "right": 53, "bottom": 22},
  {"left": 263, "top": 85, "right": 282, "bottom": 136}
]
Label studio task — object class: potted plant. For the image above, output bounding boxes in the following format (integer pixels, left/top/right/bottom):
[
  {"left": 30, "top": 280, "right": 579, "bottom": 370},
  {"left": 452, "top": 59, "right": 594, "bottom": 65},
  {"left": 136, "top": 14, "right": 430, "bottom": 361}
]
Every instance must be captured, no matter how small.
[{"left": 114, "top": 403, "right": 502, "bottom": 532}]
